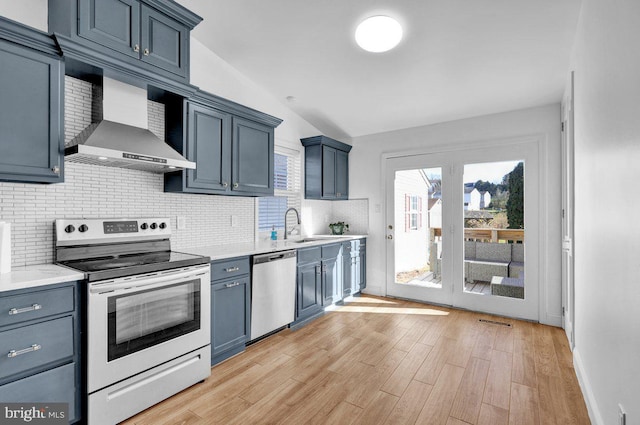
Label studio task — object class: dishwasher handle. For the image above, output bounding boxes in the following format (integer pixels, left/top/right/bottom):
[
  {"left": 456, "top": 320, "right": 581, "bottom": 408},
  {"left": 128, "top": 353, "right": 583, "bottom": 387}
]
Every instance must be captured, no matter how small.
[{"left": 253, "top": 250, "right": 297, "bottom": 265}]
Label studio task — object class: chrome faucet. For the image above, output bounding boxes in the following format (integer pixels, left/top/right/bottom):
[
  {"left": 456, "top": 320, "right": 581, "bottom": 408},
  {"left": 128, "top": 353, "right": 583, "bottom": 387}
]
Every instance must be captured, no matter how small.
[{"left": 284, "top": 207, "right": 301, "bottom": 240}]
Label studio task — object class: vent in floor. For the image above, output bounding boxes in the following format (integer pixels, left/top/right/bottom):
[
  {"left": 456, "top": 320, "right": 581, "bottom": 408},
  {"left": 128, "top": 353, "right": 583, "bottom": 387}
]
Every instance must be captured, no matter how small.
[{"left": 479, "top": 319, "right": 512, "bottom": 327}]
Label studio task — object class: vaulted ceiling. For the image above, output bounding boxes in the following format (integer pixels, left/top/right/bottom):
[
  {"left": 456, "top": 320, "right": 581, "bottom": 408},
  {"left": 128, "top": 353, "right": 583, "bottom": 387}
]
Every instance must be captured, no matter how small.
[{"left": 177, "top": 0, "right": 582, "bottom": 139}]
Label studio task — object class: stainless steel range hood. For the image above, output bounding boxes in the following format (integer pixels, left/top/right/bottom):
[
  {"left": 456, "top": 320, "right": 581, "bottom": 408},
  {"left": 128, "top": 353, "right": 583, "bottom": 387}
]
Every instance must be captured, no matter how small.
[{"left": 65, "top": 77, "right": 194, "bottom": 173}]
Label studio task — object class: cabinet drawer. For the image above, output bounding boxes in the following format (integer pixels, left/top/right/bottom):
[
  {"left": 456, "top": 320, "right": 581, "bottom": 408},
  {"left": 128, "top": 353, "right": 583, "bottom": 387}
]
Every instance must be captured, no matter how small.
[
  {"left": 0, "top": 316, "right": 74, "bottom": 382},
  {"left": 0, "top": 286, "right": 74, "bottom": 327},
  {"left": 297, "top": 247, "right": 321, "bottom": 264},
  {"left": 0, "top": 362, "right": 76, "bottom": 423},
  {"left": 211, "top": 257, "right": 250, "bottom": 281}
]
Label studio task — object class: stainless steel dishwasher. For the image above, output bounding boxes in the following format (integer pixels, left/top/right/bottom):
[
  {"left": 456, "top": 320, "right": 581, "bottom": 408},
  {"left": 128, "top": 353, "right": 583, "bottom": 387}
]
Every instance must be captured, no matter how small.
[{"left": 251, "top": 250, "right": 297, "bottom": 341}]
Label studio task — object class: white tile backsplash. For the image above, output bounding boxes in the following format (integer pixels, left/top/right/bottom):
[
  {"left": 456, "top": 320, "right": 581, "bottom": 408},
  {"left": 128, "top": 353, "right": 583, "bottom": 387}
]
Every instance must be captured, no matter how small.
[
  {"left": 303, "top": 199, "right": 369, "bottom": 235},
  {"left": 0, "top": 162, "right": 255, "bottom": 267}
]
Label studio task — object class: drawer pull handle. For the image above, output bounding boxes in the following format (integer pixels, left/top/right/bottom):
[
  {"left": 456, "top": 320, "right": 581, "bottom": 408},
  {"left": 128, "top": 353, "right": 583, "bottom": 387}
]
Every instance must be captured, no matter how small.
[
  {"left": 9, "top": 304, "right": 42, "bottom": 315},
  {"left": 225, "top": 282, "right": 241, "bottom": 288},
  {"left": 225, "top": 267, "right": 240, "bottom": 273},
  {"left": 8, "top": 344, "right": 41, "bottom": 358}
]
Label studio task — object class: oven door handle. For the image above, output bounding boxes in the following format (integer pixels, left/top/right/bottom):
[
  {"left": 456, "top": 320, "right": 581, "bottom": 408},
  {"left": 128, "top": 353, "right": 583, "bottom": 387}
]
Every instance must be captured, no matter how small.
[{"left": 89, "top": 265, "right": 209, "bottom": 294}]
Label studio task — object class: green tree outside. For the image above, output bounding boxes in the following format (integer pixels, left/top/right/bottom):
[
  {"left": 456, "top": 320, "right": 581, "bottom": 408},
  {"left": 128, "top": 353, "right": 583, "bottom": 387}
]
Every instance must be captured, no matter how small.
[{"left": 505, "top": 162, "right": 524, "bottom": 229}]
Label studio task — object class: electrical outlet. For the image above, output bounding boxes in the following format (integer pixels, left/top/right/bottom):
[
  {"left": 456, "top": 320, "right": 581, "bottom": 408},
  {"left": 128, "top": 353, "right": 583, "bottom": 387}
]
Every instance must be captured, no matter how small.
[
  {"left": 177, "top": 216, "right": 186, "bottom": 230},
  {"left": 231, "top": 215, "right": 238, "bottom": 227},
  {"left": 618, "top": 404, "right": 626, "bottom": 425}
]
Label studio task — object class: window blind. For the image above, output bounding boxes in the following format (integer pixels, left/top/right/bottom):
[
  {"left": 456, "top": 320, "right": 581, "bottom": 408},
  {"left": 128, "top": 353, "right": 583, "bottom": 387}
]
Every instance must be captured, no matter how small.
[{"left": 257, "top": 146, "right": 301, "bottom": 232}]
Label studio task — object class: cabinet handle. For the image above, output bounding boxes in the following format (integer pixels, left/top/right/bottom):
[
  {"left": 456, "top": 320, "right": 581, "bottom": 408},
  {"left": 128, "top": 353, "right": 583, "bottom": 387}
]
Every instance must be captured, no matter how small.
[
  {"left": 143, "top": 48, "right": 150, "bottom": 56},
  {"left": 133, "top": 44, "right": 140, "bottom": 52},
  {"left": 7, "top": 344, "right": 41, "bottom": 358},
  {"left": 225, "top": 266, "right": 240, "bottom": 273},
  {"left": 224, "top": 282, "right": 241, "bottom": 288},
  {"left": 222, "top": 182, "right": 229, "bottom": 188},
  {"left": 9, "top": 304, "right": 42, "bottom": 315},
  {"left": 315, "top": 265, "right": 321, "bottom": 275},
  {"left": 336, "top": 193, "right": 341, "bottom": 197},
  {"left": 233, "top": 183, "right": 239, "bottom": 189},
  {"left": 51, "top": 166, "right": 60, "bottom": 175}
]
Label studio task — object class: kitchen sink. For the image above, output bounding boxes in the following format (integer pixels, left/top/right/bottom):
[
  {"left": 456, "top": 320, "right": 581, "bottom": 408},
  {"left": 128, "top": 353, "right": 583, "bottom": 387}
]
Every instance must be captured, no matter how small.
[{"left": 289, "top": 237, "right": 348, "bottom": 243}]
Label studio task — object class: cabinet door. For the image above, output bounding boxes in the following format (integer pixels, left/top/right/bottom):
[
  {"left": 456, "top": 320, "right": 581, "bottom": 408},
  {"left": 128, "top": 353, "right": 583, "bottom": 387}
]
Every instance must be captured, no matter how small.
[
  {"left": 78, "top": 0, "right": 140, "bottom": 58},
  {"left": 322, "top": 258, "right": 340, "bottom": 306},
  {"left": 140, "top": 4, "right": 188, "bottom": 78},
  {"left": 322, "top": 146, "right": 337, "bottom": 198},
  {"left": 232, "top": 117, "right": 274, "bottom": 195},
  {"left": 335, "top": 149, "right": 349, "bottom": 199},
  {"left": 211, "top": 277, "right": 250, "bottom": 360},
  {"left": 0, "top": 41, "right": 63, "bottom": 183},
  {"left": 186, "top": 103, "right": 231, "bottom": 192},
  {"left": 296, "top": 263, "right": 322, "bottom": 320}
]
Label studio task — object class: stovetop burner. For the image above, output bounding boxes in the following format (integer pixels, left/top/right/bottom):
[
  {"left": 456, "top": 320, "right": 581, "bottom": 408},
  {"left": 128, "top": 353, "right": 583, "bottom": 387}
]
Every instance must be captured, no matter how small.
[{"left": 55, "top": 218, "right": 210, "bottom": 281}]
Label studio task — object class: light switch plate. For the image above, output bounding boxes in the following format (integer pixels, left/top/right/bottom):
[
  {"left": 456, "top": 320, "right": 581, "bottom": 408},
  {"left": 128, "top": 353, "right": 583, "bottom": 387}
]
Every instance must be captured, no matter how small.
[
  {"left": 231, "top": 215, "right": 238, "bottom": 227},
  {"left": 177, "top": 216, "right": 186, "bottom": 230}
]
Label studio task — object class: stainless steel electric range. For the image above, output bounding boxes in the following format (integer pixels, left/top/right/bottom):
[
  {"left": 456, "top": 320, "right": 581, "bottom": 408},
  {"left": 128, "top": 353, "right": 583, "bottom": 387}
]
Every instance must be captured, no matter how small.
[{"left": 55, "top": 218, "right": 211, "bottom": 425}]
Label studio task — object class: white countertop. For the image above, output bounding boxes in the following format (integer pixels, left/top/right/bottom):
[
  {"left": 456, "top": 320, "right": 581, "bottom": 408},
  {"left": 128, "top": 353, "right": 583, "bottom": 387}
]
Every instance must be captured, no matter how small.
[
  {"left": 182, "top": 234, "right": 367, "bottom": 261},
  {"left": 0, "top": 264, "right": 85, "bottom": 293}
]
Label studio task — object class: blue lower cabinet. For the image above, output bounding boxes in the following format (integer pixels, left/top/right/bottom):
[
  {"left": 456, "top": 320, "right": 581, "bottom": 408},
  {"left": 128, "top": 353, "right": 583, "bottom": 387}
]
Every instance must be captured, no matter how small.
[
  {"left": 210, "top": 257, "right": 251, "bottom": 366},
  {"left": 296, "top": 261, "right": 323, "bottom": 322},
  {"left": 0, "top": 281, "right": 81, "bottom": 424}
]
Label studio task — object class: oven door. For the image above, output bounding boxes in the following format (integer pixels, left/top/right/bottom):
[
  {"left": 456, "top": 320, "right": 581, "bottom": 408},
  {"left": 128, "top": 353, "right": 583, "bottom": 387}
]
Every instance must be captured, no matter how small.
[{"left": 87, "top": 264, "right": 210, "bottom": 393}]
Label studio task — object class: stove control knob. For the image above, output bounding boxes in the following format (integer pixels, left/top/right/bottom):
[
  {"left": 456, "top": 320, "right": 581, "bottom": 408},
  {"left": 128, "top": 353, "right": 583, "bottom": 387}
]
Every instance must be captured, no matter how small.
[
  {"left": 159, "top": 222, "right": 167, "bottom": 229},
  {"left": 150, "top": 223, "right": 158, "bottom": 230},
  {"left": 64, "top": 225, "right": 75, "bottom": 233},
  {"left": 140, "top": 223, "right": 148, "bottom": 230},
  {"left": 78, "top": 224, "right": 88, "bottom": 233}
]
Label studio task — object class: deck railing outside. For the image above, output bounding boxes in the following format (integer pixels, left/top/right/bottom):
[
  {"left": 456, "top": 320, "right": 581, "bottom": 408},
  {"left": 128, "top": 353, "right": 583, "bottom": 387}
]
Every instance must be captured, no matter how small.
[{"left": 431, "top": 227, "right": 524, "bottom": 243}]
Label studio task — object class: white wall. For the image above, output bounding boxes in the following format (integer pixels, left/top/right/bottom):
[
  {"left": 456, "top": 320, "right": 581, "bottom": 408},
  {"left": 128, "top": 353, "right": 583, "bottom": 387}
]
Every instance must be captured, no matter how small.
[
  {"left": 350, "top": 104, "right": 562, "bottom": 326},
  {"left": 569, "top": 0, "right": 640, "bottom": 424}
]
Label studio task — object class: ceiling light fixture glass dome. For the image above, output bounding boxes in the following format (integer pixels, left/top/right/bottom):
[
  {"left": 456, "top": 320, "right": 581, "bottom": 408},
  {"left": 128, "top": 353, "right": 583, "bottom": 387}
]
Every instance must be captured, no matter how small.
[{"left": 355, "top": 15, "right": 403, "bottom": 53}]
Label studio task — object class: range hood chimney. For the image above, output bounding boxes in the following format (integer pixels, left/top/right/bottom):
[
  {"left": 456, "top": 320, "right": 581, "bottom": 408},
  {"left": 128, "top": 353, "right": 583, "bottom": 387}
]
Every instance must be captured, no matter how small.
[{"left": 65, "top": 77, "right": 194, "bottom": 173}]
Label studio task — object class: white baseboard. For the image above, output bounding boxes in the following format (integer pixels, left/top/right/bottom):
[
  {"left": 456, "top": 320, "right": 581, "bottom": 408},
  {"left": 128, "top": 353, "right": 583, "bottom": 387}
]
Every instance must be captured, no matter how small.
[
  {"left": 573, "top": 348, "right": 604, "bottom": 425},
  {"left": 542, "top": 313, "right": 562, "bottom": 327}
]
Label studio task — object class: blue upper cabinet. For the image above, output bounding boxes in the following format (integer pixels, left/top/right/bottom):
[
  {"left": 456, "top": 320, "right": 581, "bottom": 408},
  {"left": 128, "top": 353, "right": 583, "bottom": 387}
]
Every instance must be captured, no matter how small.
[
  {"left": 78, "top": 0, "right": 141, "bottom": 59},
  {"left": 0, "top": 18, "right": 64, "bottom": 183},
  {"left": 301, "top": 135, "right": 352, "bottom": 200},
  {"left": 49, "top": 0, "right": 201, "bottom": 84},
  {"left": 231, "top": 116, "right": 274, "bottom": 196},
  {"left": 164, "top": 91, "right": 282, "bottom": 197}
]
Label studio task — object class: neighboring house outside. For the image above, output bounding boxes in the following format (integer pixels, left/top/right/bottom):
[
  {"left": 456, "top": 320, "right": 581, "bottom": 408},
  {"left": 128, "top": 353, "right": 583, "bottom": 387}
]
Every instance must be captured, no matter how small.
[
  {"left": 464, "top": 186, "right": 482, "bottom": 210},
  {"left": 480, "top": 191, "right": 491, "bottom": 209},
  {"left": 427, "top": 198, "right": 442, "bottom": 229},
  {"left": 394, "top": 170, "right": 430, "bottom": 274}
]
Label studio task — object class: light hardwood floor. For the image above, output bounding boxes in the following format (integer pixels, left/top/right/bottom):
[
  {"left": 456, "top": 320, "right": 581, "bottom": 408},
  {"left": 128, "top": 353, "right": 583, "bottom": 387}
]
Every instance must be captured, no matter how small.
[{"left": 121, "top": 295, "right": 590, "bottom": 425}]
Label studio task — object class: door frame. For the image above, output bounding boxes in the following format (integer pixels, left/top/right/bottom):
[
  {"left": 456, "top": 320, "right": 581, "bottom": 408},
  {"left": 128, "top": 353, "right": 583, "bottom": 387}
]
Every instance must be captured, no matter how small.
[
  {"left": 383, "top": 134, "right": 548, "bottom": 322},
  {"left": 561, "top": 71, "right": 576, "bottom": 349}
]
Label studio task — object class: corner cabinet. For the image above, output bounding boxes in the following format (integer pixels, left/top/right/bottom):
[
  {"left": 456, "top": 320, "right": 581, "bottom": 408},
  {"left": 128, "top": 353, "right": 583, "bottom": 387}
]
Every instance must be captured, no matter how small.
[
  {"left": 49, "top": 0, "right": 201, "bottom": 82},
  {"left": 165, "top": 91, "right": 282, "bottom": 197},
  {"left": 301, "top": 135, "right": 352, "bottom": 200},
  {"left": 210, "top": 257, "right": 251, "bottom": 365},
  {"left": 0, "top": 18, "right": 64, "bottom": 183},
  {"left": 0, "top": 281, "right": 82, "bottom": 423}
]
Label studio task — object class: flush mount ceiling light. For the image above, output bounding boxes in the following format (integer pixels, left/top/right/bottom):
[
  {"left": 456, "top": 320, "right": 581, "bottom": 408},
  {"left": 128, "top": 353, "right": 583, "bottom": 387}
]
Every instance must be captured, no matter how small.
[{"left": 355, "top": 15, "right": 403, "bottom": 53}]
